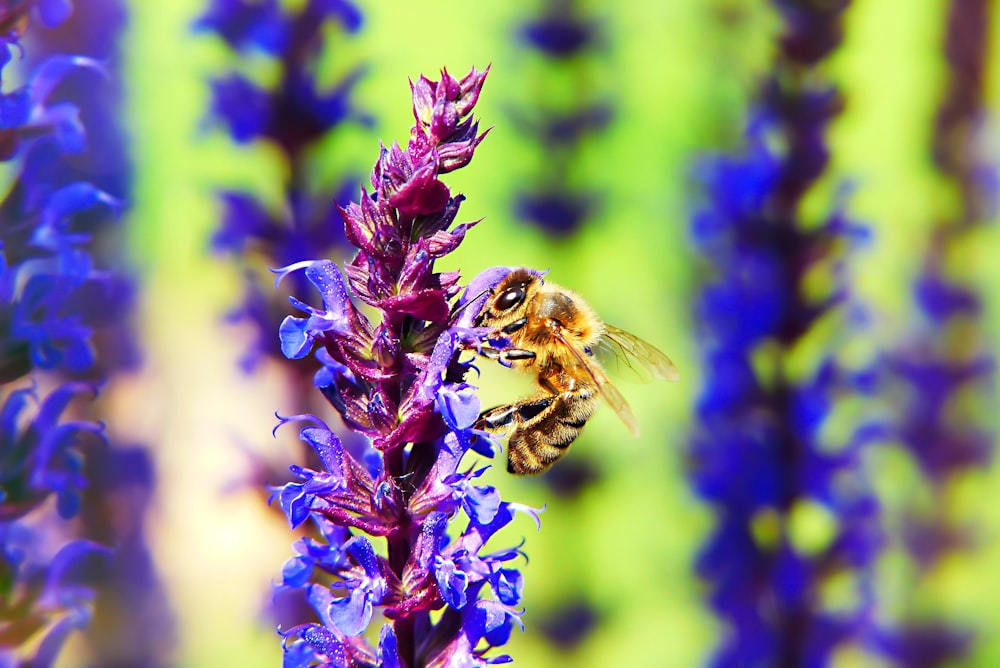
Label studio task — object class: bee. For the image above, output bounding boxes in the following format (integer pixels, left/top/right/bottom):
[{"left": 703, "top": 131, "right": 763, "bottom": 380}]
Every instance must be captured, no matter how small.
[{"left": 470, "top": 267, "right": 679, "bottom": 475}]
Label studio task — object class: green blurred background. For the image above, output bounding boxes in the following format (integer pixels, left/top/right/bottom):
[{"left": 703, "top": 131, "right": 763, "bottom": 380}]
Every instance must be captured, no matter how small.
[{"left": 68, "top": 0, "right": 1000, "bottom": 665}]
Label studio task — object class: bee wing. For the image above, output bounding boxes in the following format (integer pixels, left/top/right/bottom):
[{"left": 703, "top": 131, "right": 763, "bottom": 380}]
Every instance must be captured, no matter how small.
[
  {"left": 551, "top": 325, "right": 641, "bottom": 437},
  {"left": 593, "top": 324, "right": 680, "bottom": 383}
]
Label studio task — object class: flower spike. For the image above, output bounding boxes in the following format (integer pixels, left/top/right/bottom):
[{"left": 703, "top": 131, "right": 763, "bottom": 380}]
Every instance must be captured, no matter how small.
[{"left": 268, "top": 68, "right": 538, "bottom": 667}]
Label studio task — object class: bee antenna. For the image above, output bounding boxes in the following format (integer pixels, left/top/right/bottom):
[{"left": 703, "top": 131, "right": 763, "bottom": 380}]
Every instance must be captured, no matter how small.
[{"left": 450, "top": 287, "right": 491, "bottom": 318}]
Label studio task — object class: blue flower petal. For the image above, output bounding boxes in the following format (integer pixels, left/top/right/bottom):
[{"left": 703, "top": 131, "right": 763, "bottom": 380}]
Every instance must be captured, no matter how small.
[
  {"left": 437, "top": 382, "right": 480, "bottom": 430},
  {"left": 278, "top": 315, "right": 314, "bottom": 360},
  {"left": 434, "top": 558, "right": 469, "bottom": 609},
  {"left": 325, "top": 586, "right": 373, "bottom": 637},
  {"left": 377, "top": 623, "right": 401, "bottom": 668}
]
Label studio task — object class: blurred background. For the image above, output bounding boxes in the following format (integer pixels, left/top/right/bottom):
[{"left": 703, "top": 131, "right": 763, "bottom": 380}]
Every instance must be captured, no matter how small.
[{"left": 7, "top": 0, "right": 1000, "bottom": 666}]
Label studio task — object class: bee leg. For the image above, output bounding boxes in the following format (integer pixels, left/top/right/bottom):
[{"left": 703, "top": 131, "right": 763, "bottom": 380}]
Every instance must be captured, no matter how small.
[
  {"left": 479, "top": 346, "right": 536, "bottom": 368},
  {"left": 477, "top": 395, "right": 552, "bottom": 432},
  {"left": 478, "top": 390, "right": 593, "bottom": 475},
  {"left": 499, "top": 348, "right": 535, "bottom": 368}
]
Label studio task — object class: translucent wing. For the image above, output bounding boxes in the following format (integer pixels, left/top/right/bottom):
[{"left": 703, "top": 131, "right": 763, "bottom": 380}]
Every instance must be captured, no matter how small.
[
  {"left": 593, "top": 324, "right": 680, "bottom": 383},
  {"left": 550, "top": 324, "right": 640, "bottom": 437}
]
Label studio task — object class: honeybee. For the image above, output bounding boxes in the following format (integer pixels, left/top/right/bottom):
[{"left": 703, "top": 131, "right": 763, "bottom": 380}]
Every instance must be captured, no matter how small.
[{"left": 470, "top": 267, "right": 679, "bottom": 474}]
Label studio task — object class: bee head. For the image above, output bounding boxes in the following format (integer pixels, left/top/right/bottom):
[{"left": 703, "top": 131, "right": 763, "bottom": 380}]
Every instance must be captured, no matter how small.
[{"left": 474, "top": 267, "right": 542, "bottom": 329}]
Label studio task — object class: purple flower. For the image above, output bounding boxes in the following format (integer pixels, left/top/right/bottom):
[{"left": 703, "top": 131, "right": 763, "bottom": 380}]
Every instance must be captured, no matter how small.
[
  {"left": 197, "top": 0, "right": 371, "bottom": 373},
  {"left": 0, "top": 46, "right": 125, "bottom": 384},
  {"left": 0, "top": 526, "right": 110, "bottom": 666},
  {"left": 0, "top": 383, "right": 103, "bottom": 521},
  {"left": 1, "top": 7, "right": 168, "bottom": 665},
  {"left": 269, "top": 67, "right": 540, "bottom": 666},
  {"left": 873, "top": 0, "right": 996, "bottom": 661},
  {"left": 688, "top": 3, "right": 882, "bottom": 665},
  {"left": 517, "top": 0, "right": 599, "bottom": 58},
  {"left": 0, "top": 383, "right": 110, "bottom": 664},
  {"left": 509, "top": 0, "right": 611, "bottom": 238}
]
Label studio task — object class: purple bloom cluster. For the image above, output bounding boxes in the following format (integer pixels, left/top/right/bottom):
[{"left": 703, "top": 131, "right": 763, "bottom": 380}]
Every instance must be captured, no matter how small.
[
  {"left": 0, "top": 383, "right": 110, "bottom": 665},
  {"left": 0, "top": 5, "right": 130, "bottom": 662},
  {"left": 688, "top": 2, "right": 883, "bottom": 665},
  {"left": 23, "top": 4, "right": 175, "bottom": 664},
  {"left": 876, "top": 0, "right": 996, "bottom": 662},
  {"left": 270, "top": 68, "right": 538, "bottom": 667},
  {"left": 510, "top": 0, "right": 611, "bottom": 237},
  {"left": 195, "top": 0, "right": 371, "bottom": 373},
  {"left": 0, "top": 56, "right": 122, "bottom": 383}
]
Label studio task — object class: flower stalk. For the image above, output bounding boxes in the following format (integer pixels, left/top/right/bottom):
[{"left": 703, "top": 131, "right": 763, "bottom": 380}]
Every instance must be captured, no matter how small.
[
  {"left": 877, "top": 0, "right": 996, "bottom": 663},
  {"left": 272, "top": 67, "right": 537, "bottom": 668},
  {"left": 688, "top": 1, "right": 881, "bottom": 665}
]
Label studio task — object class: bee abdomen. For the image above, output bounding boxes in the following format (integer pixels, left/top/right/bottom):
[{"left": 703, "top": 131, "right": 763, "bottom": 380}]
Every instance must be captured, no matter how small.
[{"left": 506, "top": 393, "right": 598, "bottom": 475}]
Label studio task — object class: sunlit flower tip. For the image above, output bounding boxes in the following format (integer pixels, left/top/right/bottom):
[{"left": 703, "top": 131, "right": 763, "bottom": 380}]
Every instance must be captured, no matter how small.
[
  {"left": 271, "top": 411, "right": 329, "bottom": 435},
  {"left": 410, "top": 66, "right": 489, "bottom": 142},
  {"left": 506, "top": 501, "right": 544, "bottom": 532}
]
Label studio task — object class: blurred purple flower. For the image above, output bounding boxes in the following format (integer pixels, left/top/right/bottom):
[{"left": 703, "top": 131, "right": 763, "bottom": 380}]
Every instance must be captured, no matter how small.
[
  {"left": 1, "top": 6, "right": 169, "bottom": 665},
  {"left": 509, "top": 0, "right": 612, "bottom": 238},
  {"left": 688, "top": 3, "right": 882, "bottom": 665},
  {"left": 270, "top": 67, "right": 540, "bottom": 667},
  {"left": 196, "top": 0, "right": 372, "bottom": 374},
  {"left": 0, "top": 382, "right": 111, "bottom": 665},
  {"left": 874, "top": 0, "right": 995, "bottom": 662},
  {"left": 517, "top": 0, "right": 598, "bottom": 59}
]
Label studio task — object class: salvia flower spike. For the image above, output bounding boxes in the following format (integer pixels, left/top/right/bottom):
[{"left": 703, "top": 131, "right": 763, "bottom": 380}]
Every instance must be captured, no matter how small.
[{"left": 271, "top": 67, "right": 541, "bottom": 668}]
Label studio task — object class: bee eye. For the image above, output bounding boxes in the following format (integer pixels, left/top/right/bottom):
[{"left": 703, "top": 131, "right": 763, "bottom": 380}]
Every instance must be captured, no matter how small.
[{"left": 496, "top": 286, "right": 526, "bottom": 311}]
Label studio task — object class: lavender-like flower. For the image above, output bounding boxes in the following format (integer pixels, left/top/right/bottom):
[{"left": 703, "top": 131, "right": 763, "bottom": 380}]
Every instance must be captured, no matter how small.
[
  {"left": 509, "top": 0, "right": 611, "bottom": 237},
  {"left": 195, "top": 0, "right": 370, "bottom": 374},
  {"left": 270, "top": 67, "right": 538, "bottom": 667},
  {"left": 876, "top": 0, "right": 996, "bottom": 663},
  {"left": 0, "top": 5, "right": 146, "bottom": 664},
  {"left": 25, "top": 4, "right": 175, "bottom": 664},
  {"left": 688, "top": 2, "right": 881, "bottom": 665},
  {"left": 0, "top": 383, "right": 110, "bottom": 666},
  {"left": 0, "top": 55, "right": 121, "bottom": 383}
]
